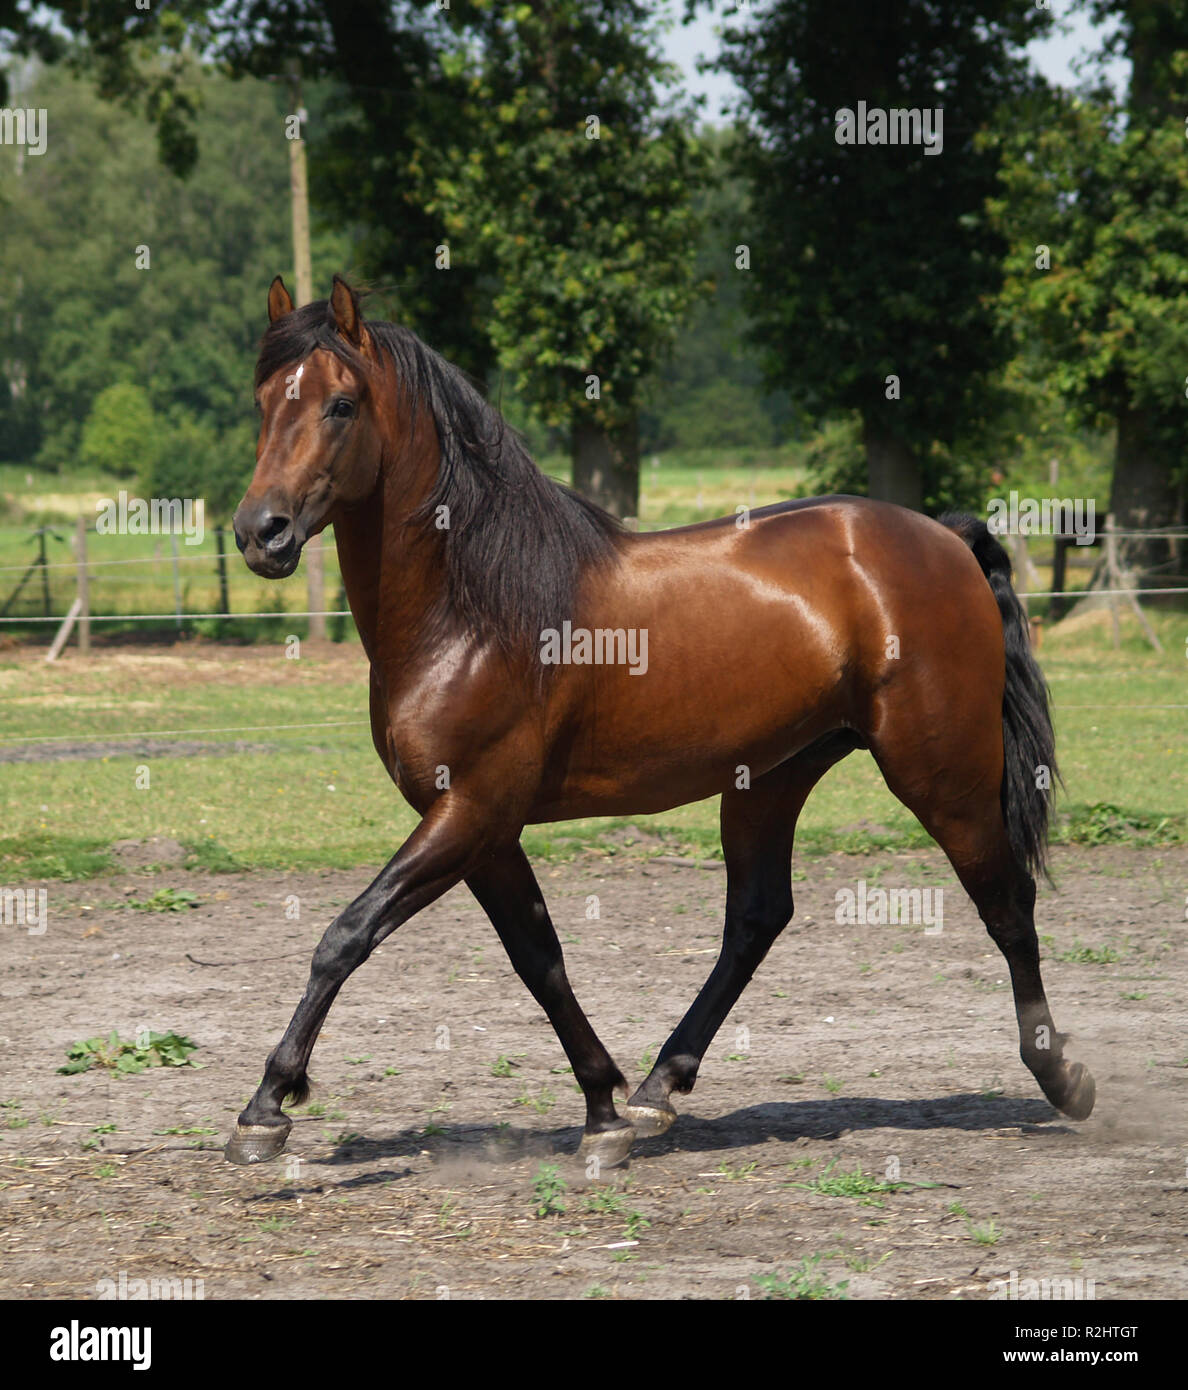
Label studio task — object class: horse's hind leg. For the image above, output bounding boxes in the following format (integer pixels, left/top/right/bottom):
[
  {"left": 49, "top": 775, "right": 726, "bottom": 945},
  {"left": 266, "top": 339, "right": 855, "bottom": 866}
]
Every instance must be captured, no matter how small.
[
  {"left": 871, "top": 733, "right": 1095, "bottom": 1121},
  {"left": 466, "top": 845, "right": 634, "bottom": 1167},
  {"left": 625, "top": 734, "right": 856, "bottom": 1135}
]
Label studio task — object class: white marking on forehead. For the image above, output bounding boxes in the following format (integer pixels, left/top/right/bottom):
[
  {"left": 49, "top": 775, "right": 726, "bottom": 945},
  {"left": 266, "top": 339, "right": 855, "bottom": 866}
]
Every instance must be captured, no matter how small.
[{"left": 294, "top": 364, "right": 305, "bottom": 380}]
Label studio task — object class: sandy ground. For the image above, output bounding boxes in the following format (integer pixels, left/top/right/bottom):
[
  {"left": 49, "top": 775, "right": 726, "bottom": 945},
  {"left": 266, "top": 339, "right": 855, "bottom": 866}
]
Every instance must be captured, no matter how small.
[{"left": 1, "top": 842, "right": 1185, "bottom": 1301}]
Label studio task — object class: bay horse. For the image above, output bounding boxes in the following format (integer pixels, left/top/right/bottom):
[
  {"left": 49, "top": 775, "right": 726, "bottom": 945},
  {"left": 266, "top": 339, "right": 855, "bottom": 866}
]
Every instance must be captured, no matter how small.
[{"left": 225, "top": 275, "right": 1095, "bottom": 1168}]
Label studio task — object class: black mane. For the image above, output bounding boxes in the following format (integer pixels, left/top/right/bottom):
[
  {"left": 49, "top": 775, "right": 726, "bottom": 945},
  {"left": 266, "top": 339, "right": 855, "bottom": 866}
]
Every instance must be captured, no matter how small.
[{"left": 255, "top": 298, "right": 624, "bottom": 671}]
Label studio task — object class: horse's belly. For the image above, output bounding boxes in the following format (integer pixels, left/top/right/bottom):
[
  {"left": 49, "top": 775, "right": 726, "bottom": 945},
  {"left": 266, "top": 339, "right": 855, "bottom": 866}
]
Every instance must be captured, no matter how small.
[{"left": 529, "top": 705, "right": 842, "bottom": 822}]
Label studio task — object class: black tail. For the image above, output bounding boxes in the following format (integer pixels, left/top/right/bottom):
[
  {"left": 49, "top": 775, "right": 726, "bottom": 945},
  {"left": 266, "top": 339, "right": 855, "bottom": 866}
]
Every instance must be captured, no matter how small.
[{"left": 939, "top": 512, "right": 1059, "bottom": 883}]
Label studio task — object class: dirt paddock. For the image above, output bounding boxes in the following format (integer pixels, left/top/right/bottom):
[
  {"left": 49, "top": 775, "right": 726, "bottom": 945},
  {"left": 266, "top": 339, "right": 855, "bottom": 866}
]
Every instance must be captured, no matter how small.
[{"left": 1, "top": 843, "right": 1185, "bottom": 1300}]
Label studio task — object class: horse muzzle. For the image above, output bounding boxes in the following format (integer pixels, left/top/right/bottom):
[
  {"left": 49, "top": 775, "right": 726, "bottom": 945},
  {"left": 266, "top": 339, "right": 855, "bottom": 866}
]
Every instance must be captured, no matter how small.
[{"left": 233, "top": 499, "right": 304, "bottom": 579}]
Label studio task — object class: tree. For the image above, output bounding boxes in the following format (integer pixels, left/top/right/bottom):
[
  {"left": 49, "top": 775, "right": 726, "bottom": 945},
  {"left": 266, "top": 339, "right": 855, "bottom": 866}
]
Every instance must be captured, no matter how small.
[
  {"left": 640, "top": 125, "right": 790, "bottom": 455},
  {"left": 3, "top": 3, "right": 707, "bottom": 515},
  {"left": 989, "top": 4, "right": 1188, "bottom": 572},
  {"left": 0, "top": 0, "right": 208, "bottom": 173},
  {"left": 0, "top": 63, "right": 300, "bottom": 474},
  {"left": 0, "top": 2, "right": 501, "bottom": 381},
  {"left": 715, "top": 0, "right": 1050, "bottom": 511},
  {"left": 428, "top": 1, "right": 707, "bottom": 518},
  {"left": 78, "top": 383, "right": 160, "bottom": 480}
]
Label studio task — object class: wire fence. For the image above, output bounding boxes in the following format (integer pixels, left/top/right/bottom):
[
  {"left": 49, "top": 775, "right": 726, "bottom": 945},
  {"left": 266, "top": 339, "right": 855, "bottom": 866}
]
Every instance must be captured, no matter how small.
[
  {"left": 0, "top": 517, "right": 1181, "bottom": 750},
  {"left": 0, "top": 523, "right": 352, "bottom": 641},
  {"left": 0, "top": 719, "right": 370, "bottom": 747},
  {"left": 0, "top": 610, "right": 352, "bottom": 624},
  {"left": 0, "top": 515, "right": 1184, "bottom": 645}
]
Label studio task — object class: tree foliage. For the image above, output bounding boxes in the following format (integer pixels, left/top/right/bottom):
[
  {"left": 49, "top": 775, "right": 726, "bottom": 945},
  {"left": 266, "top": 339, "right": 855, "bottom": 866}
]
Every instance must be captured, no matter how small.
[
  {"left": 78, "top": 383, "right": 160, "bottom": 482},
  {"left": 988, "top": 2, "right": 1188, "bottom": 556},
  {"left": 989, "top": 88, "right": 1188, "bottom": 443},
  {"left": 0, "top": 63, "right": 328, "bottom": 520},
  {"left": 433, "top": 3, "right": 705, "bottom": 435},
  {"left": 3, "top": 1, "right": 710, "bottom": 516},
  {"left": 715, "top": 0, "right": 1050, "bottom": 510}
]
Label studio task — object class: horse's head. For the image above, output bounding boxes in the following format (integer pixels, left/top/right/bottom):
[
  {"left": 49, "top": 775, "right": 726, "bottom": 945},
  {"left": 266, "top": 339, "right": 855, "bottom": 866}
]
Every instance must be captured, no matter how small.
[{"left": 234, "top": 275, "right": 383, "bottom": 578}]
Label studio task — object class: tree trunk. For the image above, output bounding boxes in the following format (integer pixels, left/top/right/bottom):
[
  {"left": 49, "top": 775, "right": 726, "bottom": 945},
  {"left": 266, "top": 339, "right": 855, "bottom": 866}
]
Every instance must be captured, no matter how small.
[
  {"left": 1048, "top": 535, "right": 1069, "bottom": 622},
  {"left": 1111, "top": 405, "right": 1184, "bottom": 576},
  {"left": 572, "top": 415, "right": 640, "bottom": 521},
  {"left": 215, "top": 524, "right": 231, "bottom": 616},
  {"left": 861, "top": 413, "right": 923, "bottom": 512}
]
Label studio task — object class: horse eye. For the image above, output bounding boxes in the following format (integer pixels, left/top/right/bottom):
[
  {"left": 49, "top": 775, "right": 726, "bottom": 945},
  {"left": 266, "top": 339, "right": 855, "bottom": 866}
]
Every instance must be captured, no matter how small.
[{"left": 330, "top": 398, "right": 355, "bottom": 419}]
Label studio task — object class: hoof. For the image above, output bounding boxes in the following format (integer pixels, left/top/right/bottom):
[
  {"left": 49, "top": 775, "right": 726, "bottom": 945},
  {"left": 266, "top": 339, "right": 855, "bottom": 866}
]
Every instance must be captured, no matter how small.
[
  {"left": 622, "top": 1102, "right": 676, "bottom": 1138},
  {"left": 224, "top": 1121, "right": 291, "bottom": 1166},
  {"left": 578, "top": 1123, "right": 634, "bottom": 1170},
  {"left": 1055, "top": 1062, "right": 1096, "bottom": 1121}
]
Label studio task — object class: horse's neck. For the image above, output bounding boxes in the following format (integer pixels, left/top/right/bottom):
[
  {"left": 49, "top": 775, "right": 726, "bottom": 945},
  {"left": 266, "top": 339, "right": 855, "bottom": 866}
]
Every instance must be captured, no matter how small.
[
  {"left": 331, "top": 502, "right": 383, "bottom": 664},
  {"left": 332, "top": 468, "right": 450, "bottom": 683}
]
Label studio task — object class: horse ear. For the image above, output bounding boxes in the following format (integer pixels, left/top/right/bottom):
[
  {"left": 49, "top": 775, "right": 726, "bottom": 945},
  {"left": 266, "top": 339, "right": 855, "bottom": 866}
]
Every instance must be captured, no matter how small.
[
  {"left": 267, "top": 276, "right": 294, "bottom": 323},
  {"left": 329, "top": 275, "right": 363, "bottom": 346}
]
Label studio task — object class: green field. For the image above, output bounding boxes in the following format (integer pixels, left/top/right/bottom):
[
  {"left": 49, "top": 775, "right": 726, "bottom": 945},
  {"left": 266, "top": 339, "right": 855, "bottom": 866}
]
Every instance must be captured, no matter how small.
[
  {"left": 1, "top": 456, "right": 814, "bottom": 639},
  {"left": 1, "top": 457, "right": 1184, "bottom": 882},
  {"left": 0, "top": 597, "right": 1184, "bottom": 883},
  {"left": 0, "top": 455, "right": 1106, "bottom": 643}
]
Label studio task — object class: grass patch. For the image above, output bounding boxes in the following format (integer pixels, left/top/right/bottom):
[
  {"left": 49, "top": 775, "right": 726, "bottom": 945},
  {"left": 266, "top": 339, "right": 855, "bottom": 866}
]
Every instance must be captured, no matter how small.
[
  {"left": 181, "top": 838, "right": 242, "bottom": 873},
  {"left": 788, "top": 1160, "right": 936, "bottom": 1206},
  {"left": 126, "top": 887, "right": 199, "bottom": 912},
  {"left": 0, "top": 832, "right": 114, "bottom": 881},
  {"left": 753, "top": 1255, "right": 850, "bottom": 1301},
  {"left": 1056, "top": 801, "right": 1182, "bottom": 848},
  {"left": 1057, "top": 942, "right": 1123, "bottom": 965},
  {"left": 531, "top": 1162, "right": 567, "bottom": 1218},
  {"left": 0, "top": 551, "right": 1185, "bottom": 879},
  {"left": 58, "top": 1030, "right": 201, "bottom": 1075}
]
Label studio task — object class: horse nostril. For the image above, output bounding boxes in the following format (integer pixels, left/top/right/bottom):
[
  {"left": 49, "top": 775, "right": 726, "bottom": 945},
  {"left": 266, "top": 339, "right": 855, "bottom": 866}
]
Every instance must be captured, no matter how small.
[{"left": 259, "top": 513, "right": 292, "bottom": 549}]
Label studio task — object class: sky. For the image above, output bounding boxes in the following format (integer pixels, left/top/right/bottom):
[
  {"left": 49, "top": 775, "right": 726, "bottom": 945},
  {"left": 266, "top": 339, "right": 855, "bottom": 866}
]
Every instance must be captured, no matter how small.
[{"left": 664, "top": 1, "right": 1129, "bottom": 121}]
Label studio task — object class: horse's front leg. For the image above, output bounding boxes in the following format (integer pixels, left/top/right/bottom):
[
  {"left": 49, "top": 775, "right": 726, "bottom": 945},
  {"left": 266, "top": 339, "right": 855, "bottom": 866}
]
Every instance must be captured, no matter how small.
[
  {"left": 466, "top": 845, "right": 634, "bottom": 1168},
  {"left": 224, "top": 797, "right": 490, "bottom": 1165}
]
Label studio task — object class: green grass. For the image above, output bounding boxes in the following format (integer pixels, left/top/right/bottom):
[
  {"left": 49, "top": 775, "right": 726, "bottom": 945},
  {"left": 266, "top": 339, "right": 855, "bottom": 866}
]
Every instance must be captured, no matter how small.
[
  {"left": 1, "top": 464, "right": 1186, "bottom": 880},
  {"left": 0, "top": 463, "right": 350, "bottom": 641},
  {"left": 1, "top": 613, "right": 1185, "bottom": 879},
  {"left": 126, "top": 887, "right": 199, "bottom": 912},
  {"left": 58, "top": 1030, "right": 200, "bottom": 1075},
  {"left": 788, "top": 1160, "right": 937, "bottom": 1206},
  {"left": 752, "top": 1256, "right": 850, "bottom": 1301},
  {"left": 531, "top": 1162, "right": 567, "bottom": 1219},
  {"left": 965, "top": 1219, "right": 1002, "bottom": 1247},
  {"left": 1057, "top": 942, "right": 1123, "bottom": 965},
  {"left": 537, "top": 449, "right": 809, "bottom": 528}
]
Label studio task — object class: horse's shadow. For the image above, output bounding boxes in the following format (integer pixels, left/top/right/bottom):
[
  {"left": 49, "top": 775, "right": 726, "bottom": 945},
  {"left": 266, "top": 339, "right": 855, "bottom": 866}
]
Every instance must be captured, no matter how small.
[{"left": 271, "top": 1092, "right": 1070, "bottom": 1189}]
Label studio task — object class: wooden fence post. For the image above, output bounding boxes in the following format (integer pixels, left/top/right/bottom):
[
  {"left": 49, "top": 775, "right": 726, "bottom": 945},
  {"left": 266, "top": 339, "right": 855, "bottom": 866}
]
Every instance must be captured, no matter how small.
[
  {"left": 170, "top": 530, "right": 183, "bottom": 632},
  {"left": 75, "top": 516, "right": 90, "bottom": 655},
  {"left": 1104, "top": 515, "right": 1121, "bottom": 649},
  {"left": 1105, "top": 514, "right": 1163, "bottom": 653},
  {"left": 307, "top": 532, "right": 326, "bottom": 641},
  {"left": 45, "top": 598, "right": 82, "bottom": 662}
]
